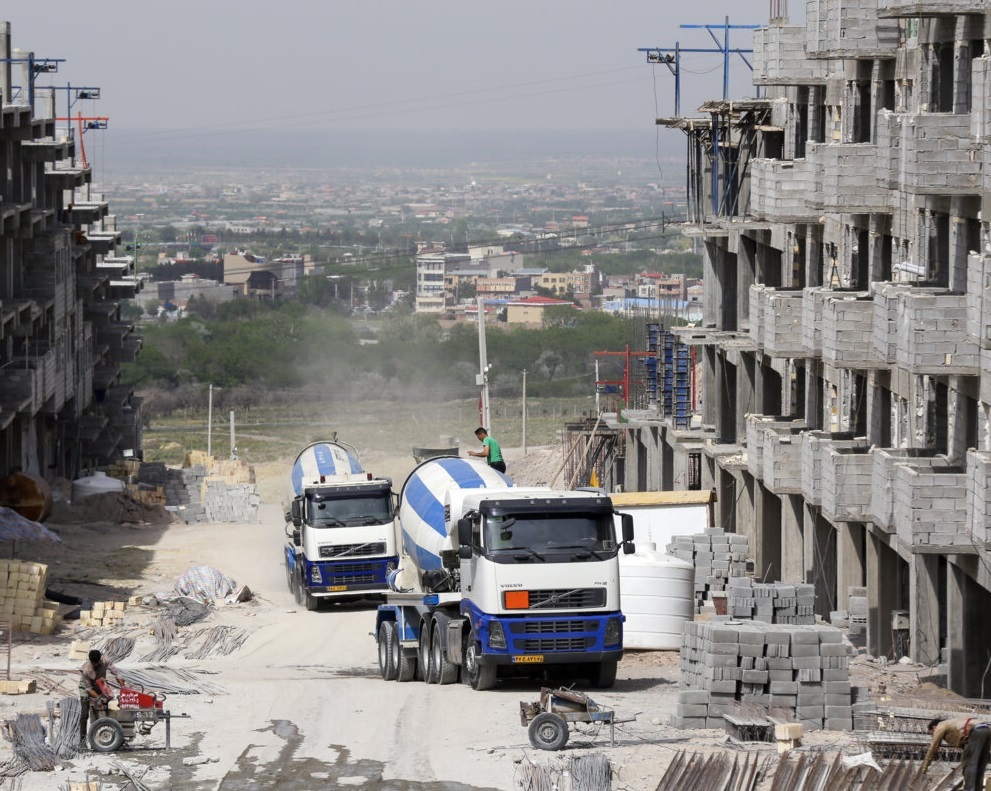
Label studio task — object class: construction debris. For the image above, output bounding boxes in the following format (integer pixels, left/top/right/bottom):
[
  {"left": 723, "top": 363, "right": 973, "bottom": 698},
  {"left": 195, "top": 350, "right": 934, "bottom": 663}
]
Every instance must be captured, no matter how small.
[{"left": 654, "top": 750, "right": 771, "bottom": 791}]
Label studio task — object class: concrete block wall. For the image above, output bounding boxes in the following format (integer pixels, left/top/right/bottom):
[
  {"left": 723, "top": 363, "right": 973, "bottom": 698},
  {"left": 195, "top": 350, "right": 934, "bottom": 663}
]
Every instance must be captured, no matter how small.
[
  {"left": 881, "top": 0, "right": 988, "bottom": 13},
  {"left": 802, "top": 288, "right": 825, "bottom": 357},
  {"left": 869, "top": 449, "right": 943, "bottom": 531},
  {"left": 749, "top": 285, "right": 766, "bottom": 348},
  {"left": 983, "top": 348, "right": 991, "bottom": 404},
  {"left": 806, "top": 0, "right": 900, "bottom": 57},
  {"left": 872, "top": 283, "right": 902, "bottom": 364},
  {"left": 802, "top": 431, "right": 827, "bottom": 506},
  {"left": 972, "top": 57, "right": 991, "bottom": 141},
  {"left": 875, "top": 112, "right": 901, "bottom": 189},
  {"left": 673, "top": 620, "right": 852, "bottom": 730},
  {"left": 753, "top": 26, "right": 828, "bottom": 85},
  {"left": 764, "top": 290, "right": 806, "bottom": 358},
  {"left": 751, "top": 159, "right": 816, "bottom": 221},
  {"left": 965, "top": 252, "right": 991, "bottom": 348},
  {"left": 808, "top": 143, "right": 889, "bottom": 212},
  {"left": 746, "top": 414, "right": 767, "bottom": 479},
  {"left": 821, "top": 293, "right": 875, "bottom": 368},
  {"left": 820, "top": 446, "right": 873, "bottom": 522},
  {"left": 666, "top": 527, "right": 750, "bottom": 611},
  {"left": 727, "top": 578, "right": 817, "bottom": 624},
  {"left": 966, "top": 450, "right": 991, "bottom": 547},
  {"left": 894, "top": 464, "right": 970, "bottom": 548},
  {"left": 893, "top": 291, "right": 979, "bottom": 372},
  {"left": 899, "top": 114, "right": 982, "bottom": 193},
  {"left": 763, "top": 425, "right": 805, "bottom": 494}
]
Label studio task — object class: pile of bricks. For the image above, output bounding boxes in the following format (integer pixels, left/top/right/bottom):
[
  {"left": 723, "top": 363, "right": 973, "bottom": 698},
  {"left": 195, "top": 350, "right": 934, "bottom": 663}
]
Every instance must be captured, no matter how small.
[
  {"left": 78, "top": 600, "right": 127, "bottom": 628},
  {"left": 672, "top": 620, "right": 852, "bottom": 731},
  {"left": 0, "top": 560, "right": 61, "bottom": 635},
  {"left": 727, "top": 578, "right": 816, "bottom": 624},
  {"left": 666, "top": 528, "right": 750, "bottom": 612}
]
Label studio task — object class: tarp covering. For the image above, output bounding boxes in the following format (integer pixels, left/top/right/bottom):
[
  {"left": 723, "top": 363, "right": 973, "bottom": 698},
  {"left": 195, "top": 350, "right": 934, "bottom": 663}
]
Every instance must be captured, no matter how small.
[
  {"left": 0, "top": 506, "right": 61, "bottom": 543},
  {"left": 174, "top": 565, "right": 238, "bottom": 603}
]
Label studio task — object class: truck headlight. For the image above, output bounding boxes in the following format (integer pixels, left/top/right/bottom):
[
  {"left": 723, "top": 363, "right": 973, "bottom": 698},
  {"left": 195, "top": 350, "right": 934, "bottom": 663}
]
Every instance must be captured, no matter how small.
[
  {"left": 310, "top": 565, "right": 322, "bottom": 584},
  {"left": 604, "top": 618, "right": 621, "bottom": 646},
  {"left": 488, "top": 621, "right": 506, "bottom": 650}
]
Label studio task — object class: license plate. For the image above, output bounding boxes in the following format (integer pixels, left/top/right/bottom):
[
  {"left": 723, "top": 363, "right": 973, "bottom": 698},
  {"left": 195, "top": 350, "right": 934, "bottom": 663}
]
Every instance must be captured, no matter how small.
[
  {"left": 512, "top": 655, "right": 544, "bottom": 664},
  {"left": 328, "top": 585, "right": 348, "bottom": 592}
]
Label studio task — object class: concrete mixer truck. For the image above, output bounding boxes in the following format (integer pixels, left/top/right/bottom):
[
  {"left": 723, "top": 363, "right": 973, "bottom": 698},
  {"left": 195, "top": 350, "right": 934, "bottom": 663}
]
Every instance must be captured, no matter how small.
[
  {"left": 374, "top": 456, "right": 634, "bottom": 690},
  {"left": 284, "top": 441, "right": 398, "bottom": 610}
]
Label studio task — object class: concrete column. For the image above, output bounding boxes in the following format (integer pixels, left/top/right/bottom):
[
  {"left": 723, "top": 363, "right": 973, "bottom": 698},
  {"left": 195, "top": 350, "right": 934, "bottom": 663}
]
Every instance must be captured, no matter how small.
[
  {"left": 946, "top": 563, "right": 966, "bottom": 694},
  {"left": 703, "top": 348, "right": 717, "bottom": 426},
  {"left": 781, "top": 494, "right": 804, "bottom": 583},
  {"left": 835, "top": 522, "right": 866, "bottom": 612},
  {"left": 910, "top": 553, "right": 941, "bottom": 666},
  {"left": 646, "top": 426, "right": 661, "bottom": 491},
  {"left": 866, "top": 532, "right": 899, "bottom": 658}
]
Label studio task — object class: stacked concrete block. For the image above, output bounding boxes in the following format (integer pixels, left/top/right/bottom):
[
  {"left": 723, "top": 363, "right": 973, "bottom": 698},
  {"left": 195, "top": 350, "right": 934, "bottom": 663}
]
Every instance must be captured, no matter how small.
[
  {"left": 820, "top": 292, "right": 876, "bottom": 369},
  {"left": 847, "top": 587, "right": 868, "bottom": 635},
  {"left": 0, "top": 560, "right": 61, "bottom": 635},
  {"left": 750, "top": 159, "right": 816, "bottom": 222},
  {"left": 893, "top": 291, "right": 979, "bottom": 373},
  {"left": 763, "top": 290, "right": 806, "bottom": 358},
  {"left": 802, "top": 287, "right": 825, "bottom": 357},
  {"left": 79, "top": 600, "right": 126, "bottom": 628},
  {"left": 727, "top": 578, "right": 816, "bottom": 624},
  {"left": 201, "top": 481, "right": 261, "bottom": 524},
  {"left": 753, "top": 25, "right": 828, "bottom": 85},
  {"left": 673, "top": 620, "right": 853, "bottom": 731},
  {"left": 820, "top": 444, "right": 873, "bottom": 522},
  {"left": 894, "top": 464, "right": 969, "bottom": 548},
  {"left": 666, "top": 528, "right": 749, "bottom": 611},
  {"left": 901, "top": 114, "right": 981, "bottom": 193},
  {"left": 966, "top": 450, "right": 991, "bottom": 547},
  {"left": 809, "top": 143, "right": 889, "bottom": 212}
]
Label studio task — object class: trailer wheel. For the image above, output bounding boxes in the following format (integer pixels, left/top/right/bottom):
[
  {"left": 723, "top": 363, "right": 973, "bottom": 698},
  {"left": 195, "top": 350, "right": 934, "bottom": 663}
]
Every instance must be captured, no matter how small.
[
  {"left": 378, "top": 624, "right": 397, "bottom": 681},
  {"left": 396, "top": 625, "right": 417, "bottom": 682},
  {"left": 431, "top": 622, "right": 458, "bottom": 685},
  {"left": 528, "top": 712, "right": 569, "bottom": 751},
  {"left": 88, "top": 717, "right": 126, "bottom": 753},
  {"left": 463, "top": 630, "right": 497, "bottom": 691},
  {"left": 590, "top": 660, "right": 618, "bottom": 689},
  {"left": 418, "top": 623, "right": 436, "bottom": 683}
]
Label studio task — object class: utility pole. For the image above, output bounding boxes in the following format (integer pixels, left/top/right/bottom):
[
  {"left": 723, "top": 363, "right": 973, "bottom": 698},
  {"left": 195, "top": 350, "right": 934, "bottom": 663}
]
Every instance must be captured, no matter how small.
[
  {"left": 207, "top": 384, "right": 213, "bottom": 457},
  {"left": 230, "top": 410, "right": 236, "bottom": 460},
  {"left": 521, "top": 368, "right": 527, "bottom": 456},
  {"left": 476, "top": 296, "right": 491, "bottom": 431}
]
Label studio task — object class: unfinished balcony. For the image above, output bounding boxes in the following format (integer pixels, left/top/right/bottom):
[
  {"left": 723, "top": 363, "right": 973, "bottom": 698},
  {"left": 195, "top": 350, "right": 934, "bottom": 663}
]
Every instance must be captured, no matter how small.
[
  {"left": 879, "top": 0, "right": 986, "bottom": 16},
  {"left": 805, "top": 0, "right": 900, "bottom": 58},
  {"left": 752, "top": 287, "right": 805, "bottom": 358},
  {"left": 750, "top": 160, "right": 818, "bottom": 223},
  {"left": 894, "top": 464, "right": 970, "bottom": 550},
  {"left": 806, "top": 143, "right": 889, "bottom": 213},
  {"left": 886, "top": 114, "right": 981, "bottom": 195},
  {"left": 0, "top": 366, "right": 40, "bottom": 415},
  {"left": 748, "top": 415, "right": 807, "bottom": 494},
  {"left": 967, "top": 450, "right": 991, "bottom": 549},
  {"left": 821, "top": 291, "right": 880, "bottom": 370},
  {"left": 802, "top": 287, "right": 826, "bottom": 358},
  {"left": 753, "top": 25, "right": 827, "bottom": 86},
  {"left": 869, "top": 448, "right": 945, "bottom": 533},
  {"left": 801, "top": 431, "right": 863, "bottom": 507},
  {"left": 820, "top": 443, "right": 873, "bottom": 522},
  {"left": 873, "top": 284, "right": 978, "bottom": 374}
]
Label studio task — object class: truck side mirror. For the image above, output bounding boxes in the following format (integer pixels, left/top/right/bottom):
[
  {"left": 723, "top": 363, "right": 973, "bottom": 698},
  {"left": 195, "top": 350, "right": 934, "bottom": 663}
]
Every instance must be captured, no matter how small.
[
  {"left": 292, "top": 529, "right": 301, "bottom": 547},
  {"left": 623, "top": 542, "right": 636, "bottom": 555},
  {"left": 290, "top": 499, "right": 303, "bottom": 528},
  {"left": 457, "top": 518, "right": 472, "bottom": 547},
  {"left": 620, "top": 513, "right": 635, "bottom": 544},
  {"left": 458, "top": 545, "right": 472, "bottom": 560}
]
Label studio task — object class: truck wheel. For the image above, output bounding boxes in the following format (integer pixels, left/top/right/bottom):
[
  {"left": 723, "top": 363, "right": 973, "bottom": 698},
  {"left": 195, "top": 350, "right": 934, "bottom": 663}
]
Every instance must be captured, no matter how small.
[
  {"left": 396, "top": 626, "right": 417, "bottom": 682},
  {"left": 431, "top": 623, "right": 458, "bottom": 685},
  {"left": 418, "top": 623, "right": 436, "bottom": 683},
  {"left": 528, "top": 712, "right": 569, "bottom": 751},
  {"left": 284, "top": 557, "right": 293, "bottom": 592},
  {"left": 304, "top": 587, "right": 320, "bottom": 612},
  {"left": 293, "top": 570, "right": 306, "bottom": 607},
  {"left": 388, "top": 621, "right": 402, "bottom": 677},
  {"left": 463, "top": 631, "right": 497, "bottom": 691},
  {"left": 88, "top": 717, "right": 126, "bottom": 753},
  {"left": 378, "top": 624, "right": 397, "bottom": 680},
  {"left": 590, "top": 660, "right": 618, "bottom": 689}
]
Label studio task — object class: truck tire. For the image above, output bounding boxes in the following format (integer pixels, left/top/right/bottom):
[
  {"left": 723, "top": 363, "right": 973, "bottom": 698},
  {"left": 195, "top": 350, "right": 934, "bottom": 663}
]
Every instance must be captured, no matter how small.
[
  {"left": 590, "top": 660, "right": 618, "bottom": 689},
  {"left": 396, "top": 626, "right": 417, "bottom": 682},
  {"left": 528, "top": 712, "right": 569, "bottom": 751},
  {"left": 284, "top": 556, "right": 293, "bottom": 592},
  {"left": 88, "top": 717, "right": 126, "bottom": 753},
  {"left": 418, "top": 623, "right": 436, "bottom": 683},
  {"left": 378, "top": 623, "right": 397, "bottom": 680},
  {"left": 388, "top": 621, "right": 402, "bottom": 677},
  {"left": 431, "top": 622, "right": 458, "bottom": 685},
  {"left": 293, "top": 570, "right": 305, "bottom": 607},
  {"left": 463, "top": 630, "right": 497, "bottom": 691},
  {"left": 304, "top": 586, "right": 320, "bottom": 612}
]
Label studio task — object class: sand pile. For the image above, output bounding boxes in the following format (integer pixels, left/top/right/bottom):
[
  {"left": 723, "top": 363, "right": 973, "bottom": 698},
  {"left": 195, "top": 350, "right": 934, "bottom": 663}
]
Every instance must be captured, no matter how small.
[{"left": 49, "top": 491, "right": 176, "bottom": 526}]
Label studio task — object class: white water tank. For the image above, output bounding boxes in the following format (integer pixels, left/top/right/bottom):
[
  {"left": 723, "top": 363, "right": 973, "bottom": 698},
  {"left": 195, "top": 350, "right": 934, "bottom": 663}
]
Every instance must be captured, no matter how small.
[
  {"left": 619, "top": 542, "right": 695, "bottom": 650},
  {"left": 71, "top": 471, "right": 125, "bottom": 502}
]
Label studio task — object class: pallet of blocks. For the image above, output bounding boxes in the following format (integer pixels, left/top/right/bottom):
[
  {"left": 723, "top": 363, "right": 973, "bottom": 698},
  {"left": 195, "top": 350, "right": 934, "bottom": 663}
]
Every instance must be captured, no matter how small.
[
  {"left": 78, "top": 600, "right": 126, "bottom": 628},
  {"left": 0, "top": 560, "right": 61, "bottom": 635}
]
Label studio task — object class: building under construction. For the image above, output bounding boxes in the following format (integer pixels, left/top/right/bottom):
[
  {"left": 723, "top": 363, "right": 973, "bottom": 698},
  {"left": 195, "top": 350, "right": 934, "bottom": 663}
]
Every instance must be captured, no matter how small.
[
  {"left": 0, "top": 23, "right": 142, "bottom": 481},
  {"left": 583, "top": 0, "right": 991, "bottom": 698}
]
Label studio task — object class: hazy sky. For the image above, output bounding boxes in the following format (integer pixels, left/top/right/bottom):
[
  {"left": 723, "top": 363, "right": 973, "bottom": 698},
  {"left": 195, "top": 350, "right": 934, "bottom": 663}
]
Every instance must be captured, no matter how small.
[{"left": 7, "top": 1, "right": 773, "bottom": 143}]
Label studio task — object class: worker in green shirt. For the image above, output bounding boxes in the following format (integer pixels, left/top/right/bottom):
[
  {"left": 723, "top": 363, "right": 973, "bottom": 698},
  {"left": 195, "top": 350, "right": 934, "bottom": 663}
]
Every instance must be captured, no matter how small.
[{"left": 469, "top": 427, "right": 506, "bottom": 473}]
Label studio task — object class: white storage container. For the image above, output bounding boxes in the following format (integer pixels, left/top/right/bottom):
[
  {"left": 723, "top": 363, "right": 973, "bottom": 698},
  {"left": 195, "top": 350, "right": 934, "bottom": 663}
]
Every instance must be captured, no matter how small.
[
  {"left": 619, "top": 543, "right": 695, "bottom": 650},
  {"left": 71, "top": 471, "right": 125, "bottom": 502}
]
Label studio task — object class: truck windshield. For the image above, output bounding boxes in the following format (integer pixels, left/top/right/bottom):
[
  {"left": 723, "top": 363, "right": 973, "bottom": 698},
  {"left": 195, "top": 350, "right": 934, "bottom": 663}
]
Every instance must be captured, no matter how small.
[
  {"left": 307, "top": 494, "right": 393, "bottom": 527},
  {"left": 483, "top": 513, "right": 616, "bottom": 559}
]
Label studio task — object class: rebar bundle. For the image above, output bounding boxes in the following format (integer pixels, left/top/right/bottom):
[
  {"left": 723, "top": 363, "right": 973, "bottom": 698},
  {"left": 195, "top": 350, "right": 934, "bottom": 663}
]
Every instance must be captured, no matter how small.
[
  {"left": 118, "top": 665, "right": 225, "bottom": 696},
  {"left": 570, "top": 753, "right": 612, "bottom": 790},
  {"left": 654, "top": 750, "right": 772, "bottom": 791},
  {"left": 184, "top": 626, "right": 249, "bottom": 660},
  {"left": 4, "top": 713, "right": 59, "bottom": 772},
  {"left": 140, "top": 617, "right": 179, "bottom": 663},
  {"left": 47, "top": 697, "right": 80, "bottom": 759},
  {"left": 97, "top": 636, "right": 135, "bottom": 664}
]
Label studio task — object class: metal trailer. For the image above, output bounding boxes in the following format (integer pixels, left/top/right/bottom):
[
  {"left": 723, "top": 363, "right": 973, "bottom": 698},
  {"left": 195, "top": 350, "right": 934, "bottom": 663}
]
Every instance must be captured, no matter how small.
[{"left": 519, "top": 686, "right": 631, "bottom": 751}]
